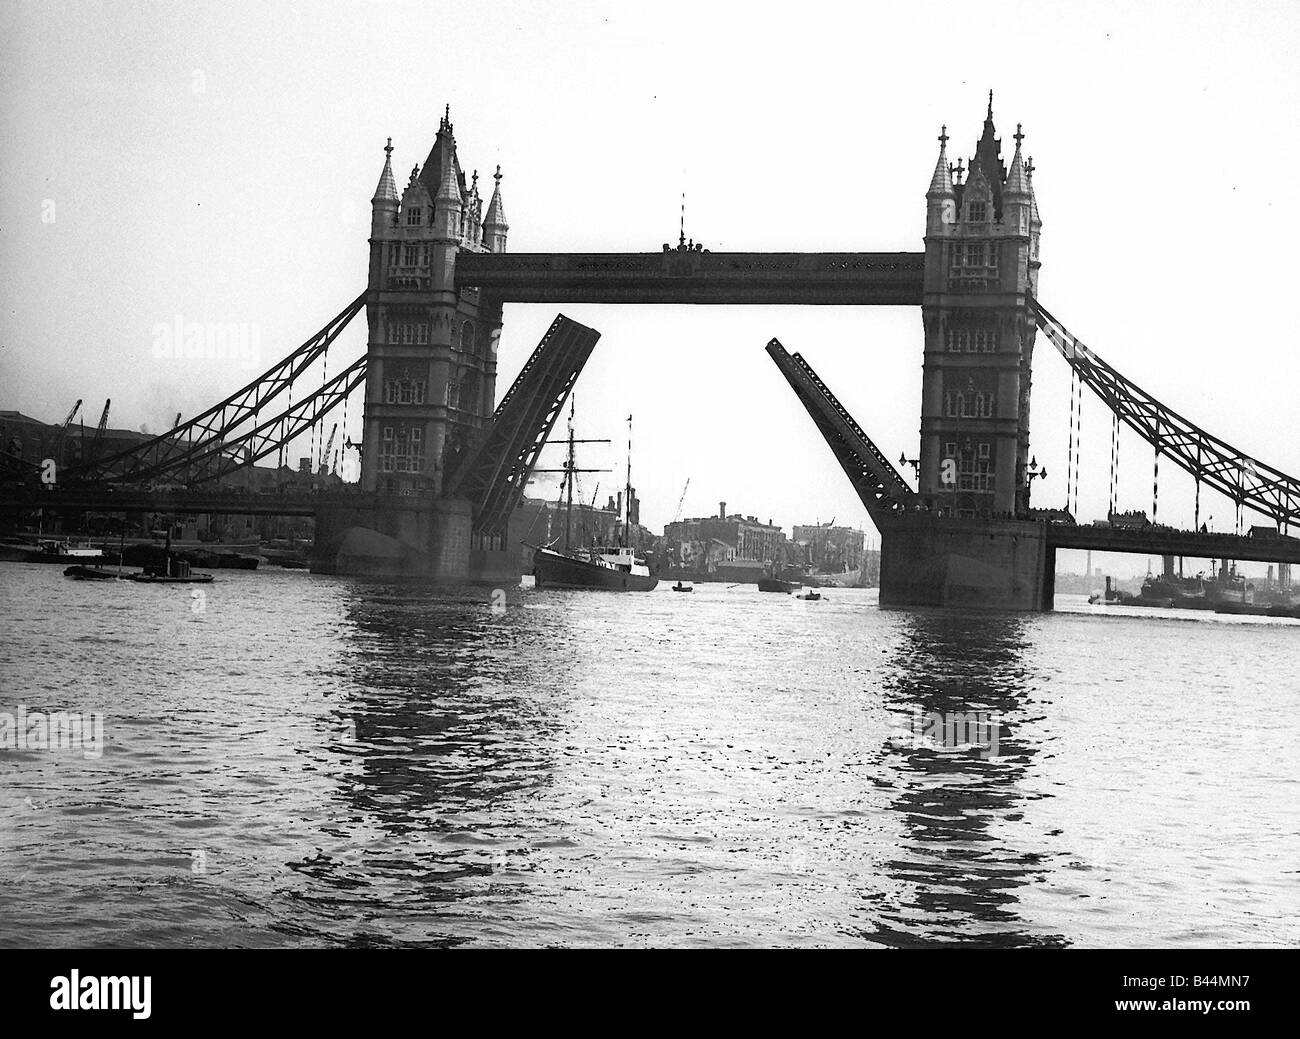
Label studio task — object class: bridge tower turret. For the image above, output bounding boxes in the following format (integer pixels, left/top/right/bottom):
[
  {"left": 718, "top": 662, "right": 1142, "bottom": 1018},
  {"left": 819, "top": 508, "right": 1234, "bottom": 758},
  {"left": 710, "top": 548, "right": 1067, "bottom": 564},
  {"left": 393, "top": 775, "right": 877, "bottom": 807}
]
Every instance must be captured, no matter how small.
[
  {"left": 925, "top": 125, "right": 955, "bottom": 234},
  {"left": 919, "top": 95, "right": 1040, "bottom": 517},
  {"left": 482, "top": 166, "right": 509, "bottom": 253},
  {"left": 357, "top": 106, "right": 506, "bottom": 525},
  {"left": 370, "top": 139, "right": 400, "bottom": 240}
]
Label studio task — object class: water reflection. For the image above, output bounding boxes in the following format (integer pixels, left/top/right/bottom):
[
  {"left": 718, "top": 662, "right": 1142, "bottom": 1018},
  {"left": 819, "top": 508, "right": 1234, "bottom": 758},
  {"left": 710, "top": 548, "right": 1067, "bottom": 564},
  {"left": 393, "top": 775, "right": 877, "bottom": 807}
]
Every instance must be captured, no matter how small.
[
  {"left": 860, "top": 611, "right": 1068, "bottom": 948},
  {"left": 280, "top": 582, "right": 573, "bottom": 946}
]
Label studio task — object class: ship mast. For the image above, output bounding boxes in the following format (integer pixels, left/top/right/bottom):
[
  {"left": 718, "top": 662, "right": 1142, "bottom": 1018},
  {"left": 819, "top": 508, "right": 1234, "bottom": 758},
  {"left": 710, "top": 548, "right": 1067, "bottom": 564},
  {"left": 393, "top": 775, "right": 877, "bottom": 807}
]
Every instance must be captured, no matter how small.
[
  {"left": 564, "top": 399, "right": 576, "bottom": 552},
  {"left": 624, "top": 414, "right": 633, "bottom": 549},
  {"left": 535, "top": 398, "right": 611, "bottom": 554}
]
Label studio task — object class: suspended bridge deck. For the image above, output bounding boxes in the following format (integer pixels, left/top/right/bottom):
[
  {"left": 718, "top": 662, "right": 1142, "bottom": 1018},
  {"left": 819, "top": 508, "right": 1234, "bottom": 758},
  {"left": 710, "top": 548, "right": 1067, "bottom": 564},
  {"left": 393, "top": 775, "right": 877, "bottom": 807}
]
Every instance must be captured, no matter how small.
[
  {"left": 0, "top": 486, "right": 421, "bottom": 518},
  {"left": 457, "top": 251, "right": 926, "bottom": 305}
]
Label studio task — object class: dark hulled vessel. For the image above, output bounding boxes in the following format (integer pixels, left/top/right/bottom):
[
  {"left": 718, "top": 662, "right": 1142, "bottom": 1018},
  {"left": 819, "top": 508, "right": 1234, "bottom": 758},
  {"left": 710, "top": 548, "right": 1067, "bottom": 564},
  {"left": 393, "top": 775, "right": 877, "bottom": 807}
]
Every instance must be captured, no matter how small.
[
  {"left": 532, "top": 545, "right": 658, "bottom": 591},
  {"left": 528, "top": 407, "right": 658, "bottom": 592}
]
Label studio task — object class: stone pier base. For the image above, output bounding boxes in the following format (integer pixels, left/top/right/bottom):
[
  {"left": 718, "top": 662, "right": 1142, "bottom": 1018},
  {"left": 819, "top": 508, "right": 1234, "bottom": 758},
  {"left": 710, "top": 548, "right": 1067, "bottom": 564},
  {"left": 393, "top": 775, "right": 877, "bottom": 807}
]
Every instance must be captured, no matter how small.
[
  {"left": 879, "top": 514, "right": 1055, "bottom": 611},
  {"left": 312, "top": 495, "right": 472, "bottom": 580}
]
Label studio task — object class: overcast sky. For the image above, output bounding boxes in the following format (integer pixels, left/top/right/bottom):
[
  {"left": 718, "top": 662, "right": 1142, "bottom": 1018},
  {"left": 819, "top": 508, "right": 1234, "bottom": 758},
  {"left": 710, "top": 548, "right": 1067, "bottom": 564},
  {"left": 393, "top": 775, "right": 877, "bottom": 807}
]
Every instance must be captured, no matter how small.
[{"left": 3, "top": 0, "right": 1298, "bottom": 573}]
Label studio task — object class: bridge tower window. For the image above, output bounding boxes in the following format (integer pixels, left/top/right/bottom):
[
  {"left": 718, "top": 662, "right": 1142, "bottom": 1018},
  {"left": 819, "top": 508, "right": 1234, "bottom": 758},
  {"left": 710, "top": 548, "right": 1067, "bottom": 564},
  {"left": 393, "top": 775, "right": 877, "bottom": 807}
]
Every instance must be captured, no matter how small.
[
  {"left": 406, "top": 207, "right": 423, "bottom": 226},
  {"left": 378, "top": 425, "right": 424, "bottom": 473},
  {"left": 945, "top": 323, "right": 1000, "bottom": 353},
  {"left": 383, "top": 377, "right": 428, "bottom": 404}
]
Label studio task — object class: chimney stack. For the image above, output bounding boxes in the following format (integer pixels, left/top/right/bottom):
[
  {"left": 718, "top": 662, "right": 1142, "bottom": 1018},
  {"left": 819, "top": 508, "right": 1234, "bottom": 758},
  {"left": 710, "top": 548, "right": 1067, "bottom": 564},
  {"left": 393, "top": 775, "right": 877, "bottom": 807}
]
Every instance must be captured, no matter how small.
[{"left": 719, "top": 501, "right": 726, "bottom": 519}]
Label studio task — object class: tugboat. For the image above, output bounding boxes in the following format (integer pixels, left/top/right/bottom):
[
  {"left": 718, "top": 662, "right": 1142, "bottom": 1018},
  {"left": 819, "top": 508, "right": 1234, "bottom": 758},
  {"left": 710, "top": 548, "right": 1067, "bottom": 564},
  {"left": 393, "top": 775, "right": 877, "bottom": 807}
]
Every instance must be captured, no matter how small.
[
  {"left": 125, "top": 534, "right": 214, "bottom": 584},
  {"left": 127, "top": 556, "right": 214, "bottom": 585},
  {"left": 529, "top": 410, "right": 658, "bottom": 592}
]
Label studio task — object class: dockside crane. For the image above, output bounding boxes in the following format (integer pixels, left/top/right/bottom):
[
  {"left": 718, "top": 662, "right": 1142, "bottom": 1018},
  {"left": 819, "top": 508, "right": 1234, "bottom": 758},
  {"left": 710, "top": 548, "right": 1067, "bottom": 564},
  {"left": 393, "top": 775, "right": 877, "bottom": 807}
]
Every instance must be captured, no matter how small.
[
  {"left": 319, "top": 423, "right": 338, "bottom": 474},
  {"left": 670, "top": 477, "right": 691, "bottom": 525},
  {"left": 46, "top": 399, "right": 82, "bottom": 465},
  {"left": 86, "top": 399, "right": 111, "bottom": 465}
]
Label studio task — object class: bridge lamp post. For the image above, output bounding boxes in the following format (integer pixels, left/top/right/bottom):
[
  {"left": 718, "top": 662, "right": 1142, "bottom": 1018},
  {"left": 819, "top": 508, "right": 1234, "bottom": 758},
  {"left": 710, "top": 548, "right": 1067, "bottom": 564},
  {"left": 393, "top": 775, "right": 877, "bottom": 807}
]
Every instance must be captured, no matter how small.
[
  {"left": 1026, "top": 455, "right": 1047, "bottom": 495},
  {"left": 898, "top": 452, "right": 921, "bottom": 480}
]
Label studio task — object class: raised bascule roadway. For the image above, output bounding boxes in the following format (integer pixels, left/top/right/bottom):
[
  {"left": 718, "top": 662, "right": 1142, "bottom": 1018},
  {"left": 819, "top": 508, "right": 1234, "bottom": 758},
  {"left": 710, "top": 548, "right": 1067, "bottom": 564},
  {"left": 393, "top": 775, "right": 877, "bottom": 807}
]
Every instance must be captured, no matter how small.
[{"left": 6, "top": 97, "right": 1298, "bottom": 609}]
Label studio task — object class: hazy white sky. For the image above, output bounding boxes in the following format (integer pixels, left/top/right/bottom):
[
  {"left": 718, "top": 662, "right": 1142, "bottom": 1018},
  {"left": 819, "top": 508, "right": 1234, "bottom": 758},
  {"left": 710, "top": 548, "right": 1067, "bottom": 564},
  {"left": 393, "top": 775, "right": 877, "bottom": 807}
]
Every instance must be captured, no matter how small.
[{"left": 3, "top": 0, "right": 1298, "bottom": 572}]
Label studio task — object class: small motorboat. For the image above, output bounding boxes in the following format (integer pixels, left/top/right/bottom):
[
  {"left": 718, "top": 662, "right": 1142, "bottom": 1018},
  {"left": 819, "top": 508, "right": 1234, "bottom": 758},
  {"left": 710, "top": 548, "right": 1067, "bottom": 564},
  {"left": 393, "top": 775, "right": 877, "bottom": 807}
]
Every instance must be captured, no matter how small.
[
  {"left": 63, "top": 564, "right": 122, "bottom": 581},
  {"left": 671, "top": 582, "right": 693, "bottom": 592},
  {"left": 127, "top": 556, "right": 213, "bottom": 584},
  {"left": 796, "top": 591, "right": 822, "bottom": 601}
]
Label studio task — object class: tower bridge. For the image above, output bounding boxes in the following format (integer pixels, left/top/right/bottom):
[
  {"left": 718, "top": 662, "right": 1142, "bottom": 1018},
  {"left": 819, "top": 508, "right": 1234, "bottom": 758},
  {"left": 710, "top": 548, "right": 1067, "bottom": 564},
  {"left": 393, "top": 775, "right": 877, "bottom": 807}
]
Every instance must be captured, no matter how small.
[{"left": 9, "top": 95, "right": 1299, "bottom": 609}]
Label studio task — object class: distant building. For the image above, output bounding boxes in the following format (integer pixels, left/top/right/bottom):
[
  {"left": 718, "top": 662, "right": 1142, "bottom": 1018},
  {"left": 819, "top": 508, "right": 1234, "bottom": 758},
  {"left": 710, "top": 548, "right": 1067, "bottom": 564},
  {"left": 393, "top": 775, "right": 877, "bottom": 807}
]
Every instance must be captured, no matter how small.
[
  {"left": 792, "top": 523, "right": 866, "bottom": 574},
  {"left": 663, "top": 501, "right": 786, "bottom": 579},
  {"left": 1, "top": 409, "right": 153, "bottom": 469}
]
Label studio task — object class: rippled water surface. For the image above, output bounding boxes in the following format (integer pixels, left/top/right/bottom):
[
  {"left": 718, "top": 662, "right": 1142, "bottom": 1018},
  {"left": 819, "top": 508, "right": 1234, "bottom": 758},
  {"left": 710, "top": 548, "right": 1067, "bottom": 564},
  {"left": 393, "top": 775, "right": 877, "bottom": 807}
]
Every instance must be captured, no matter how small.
[{"left": 1, "top": 563, "right": 1297, "bottom": 947}]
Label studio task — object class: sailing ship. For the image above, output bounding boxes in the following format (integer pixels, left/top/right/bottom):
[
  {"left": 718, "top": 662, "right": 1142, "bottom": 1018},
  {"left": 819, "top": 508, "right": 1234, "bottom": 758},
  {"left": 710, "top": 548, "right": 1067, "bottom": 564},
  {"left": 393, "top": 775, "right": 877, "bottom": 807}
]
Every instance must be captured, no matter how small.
[{"left": 529, "top": 409, "right": 658, "bottom": 591}]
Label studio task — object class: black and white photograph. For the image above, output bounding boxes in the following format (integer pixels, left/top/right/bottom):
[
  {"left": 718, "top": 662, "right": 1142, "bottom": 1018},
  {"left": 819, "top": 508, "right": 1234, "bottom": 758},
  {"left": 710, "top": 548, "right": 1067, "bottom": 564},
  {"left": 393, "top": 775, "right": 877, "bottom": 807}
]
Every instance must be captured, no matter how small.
[{"left": 0, "top": 0, "right": 1295, "bottom": 1019}]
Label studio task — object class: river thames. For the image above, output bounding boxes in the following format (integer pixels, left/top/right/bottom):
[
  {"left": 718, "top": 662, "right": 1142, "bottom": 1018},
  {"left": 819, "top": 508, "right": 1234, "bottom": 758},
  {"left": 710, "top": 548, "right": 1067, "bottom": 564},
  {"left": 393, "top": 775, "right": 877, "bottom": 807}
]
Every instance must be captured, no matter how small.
[{"left": 1, "top": 564, "right": 1296, "bottom": 948}]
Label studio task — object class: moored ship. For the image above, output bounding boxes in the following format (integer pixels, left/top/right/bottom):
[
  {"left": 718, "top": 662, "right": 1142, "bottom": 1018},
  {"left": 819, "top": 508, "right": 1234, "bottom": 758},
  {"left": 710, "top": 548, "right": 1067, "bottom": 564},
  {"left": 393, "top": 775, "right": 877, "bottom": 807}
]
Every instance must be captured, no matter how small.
[
  {"left": 532, "top": 544, "right": 658, "bottom": 591},
  {"left": 528, "top": 408, "right": 658, "bottom": 592}
]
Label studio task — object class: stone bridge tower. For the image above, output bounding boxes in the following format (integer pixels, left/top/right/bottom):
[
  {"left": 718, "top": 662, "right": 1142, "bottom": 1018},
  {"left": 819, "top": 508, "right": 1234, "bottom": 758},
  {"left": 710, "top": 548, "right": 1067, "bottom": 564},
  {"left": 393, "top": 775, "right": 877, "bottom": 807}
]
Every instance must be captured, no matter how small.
[
  {"left": 919, "top": 94, "right": 1041, "bottom": 517},
  {"left": 361, "top": 107, "right": 509, "bottom": 497}
]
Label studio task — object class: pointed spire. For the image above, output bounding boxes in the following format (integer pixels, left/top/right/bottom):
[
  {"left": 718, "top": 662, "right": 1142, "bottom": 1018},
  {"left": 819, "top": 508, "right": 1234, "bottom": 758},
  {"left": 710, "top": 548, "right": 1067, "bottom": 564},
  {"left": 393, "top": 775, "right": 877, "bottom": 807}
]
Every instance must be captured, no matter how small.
[
  {"left": 927, "top": 125, "right": 954, "bottom": 198},
  {"left": 484, "top": 165, "right": 508, "bottom": 231},
  {"left": 434, "top": 127, "right": 461, "bottom": 206},
  {"left": 1005, "top": 123, "right": 1030, "bottom": 197},
  {"left": 419, "top": 101, "right": 463, "bottom": 201},
  {"left": 435, "top": 163, "right": 462, "bottom": 204},
  {"left": 972, "top": 90, "right": 1005, "bottom": 213},
  {"left": 371, "top": 137, "right": 399, "bottom": 204},
  {"left": 1027, "top": 156, "right": 1041, "bottom": 225}
]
